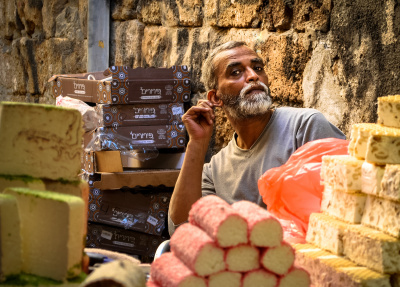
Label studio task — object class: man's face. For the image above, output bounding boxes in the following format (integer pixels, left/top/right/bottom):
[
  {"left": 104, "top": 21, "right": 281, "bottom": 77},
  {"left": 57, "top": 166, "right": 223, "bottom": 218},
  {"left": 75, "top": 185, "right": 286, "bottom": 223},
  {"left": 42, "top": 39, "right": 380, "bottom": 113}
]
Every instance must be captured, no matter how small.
[{"left": 213, "top": 46, "right": 272, "bottom": 119}]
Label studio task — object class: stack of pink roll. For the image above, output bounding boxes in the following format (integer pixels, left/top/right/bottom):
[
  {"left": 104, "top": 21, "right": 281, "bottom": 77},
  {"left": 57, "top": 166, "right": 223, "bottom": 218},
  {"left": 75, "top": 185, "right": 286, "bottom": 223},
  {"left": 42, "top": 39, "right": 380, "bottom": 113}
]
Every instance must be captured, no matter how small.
[{"left": 148, "top": 195, "right": 310, "bottom": 287}]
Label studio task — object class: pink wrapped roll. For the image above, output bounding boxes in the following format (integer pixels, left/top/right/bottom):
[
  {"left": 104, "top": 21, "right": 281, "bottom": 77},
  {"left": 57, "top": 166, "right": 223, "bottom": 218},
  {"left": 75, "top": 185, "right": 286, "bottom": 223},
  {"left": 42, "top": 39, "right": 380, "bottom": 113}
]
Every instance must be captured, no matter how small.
[
  {"left": 225, "top": 244, "right": 260, "bottom": 272},
  {"left": 146, "top": 279, "right": 161, "bottom": 287},
  {"left": 278, "top": 267, "right": 311, "bottom": 287},
  {"left": 170, "top": 223, "right": 225, "bottom": 276},
  {"left": 260, "top": 242, "right": 295, "bottom": 275},
  {"left": 189, "top": 195, "right": 248, "bottom": 247},
  {"left": 232, "top": 200, "right": 283, "bottom": 247},
  {"left": 208, "top": 271, "right": 242, "bottom": 287},
  {"left": 150, "top": 252, "right": 207, "bottom": 287},
  {"left": 242, "top": 269, "right": 278, "bottom": 287}
]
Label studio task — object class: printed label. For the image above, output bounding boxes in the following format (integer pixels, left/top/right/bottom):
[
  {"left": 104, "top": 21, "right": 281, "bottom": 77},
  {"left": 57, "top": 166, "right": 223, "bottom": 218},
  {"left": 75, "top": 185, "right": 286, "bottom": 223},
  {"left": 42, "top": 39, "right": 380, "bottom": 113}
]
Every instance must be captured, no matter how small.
[
  {"left": 172, "top": 106, "right": 183, "bottom": 115},
  {"left": 147, "top": 215, "right": 158, "bottom": 226},
  {"left": 101, "top": 230, "right": 113, "bottom": 241},
  {"left": 113, "top": 241, "right": 135, "bottom": 248}
]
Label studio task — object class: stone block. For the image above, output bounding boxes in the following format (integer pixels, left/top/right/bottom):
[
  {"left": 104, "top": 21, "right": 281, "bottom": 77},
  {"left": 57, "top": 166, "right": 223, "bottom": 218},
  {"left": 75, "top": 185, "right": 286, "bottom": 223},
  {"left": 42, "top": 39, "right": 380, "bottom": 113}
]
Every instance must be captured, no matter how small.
[
  {"left": 110, "top": 20, "right": 145, "bottom": 67},
  {"left": 257, "top": 30, "right": 309, "bottom": 103},
  {"left": 138, "top": 0, "right": 162, "bottom": 25},
  {"left": 42, "top": 0, "right": 69, "bottom": 38},
  {"left": 55, "top": 6, "right": 85, "bottom": 40},
  {"left": 293, "top": 0, "right": 332, "bottom": 32},
  {"left": 262, "top": 0, "right": 292, "bottom": 32},
  {"left": 111, "top": 0, "right": 139, "bottom": 20},
  {"left": 161, "top": 0, "right": 203, "bottom": 27},
  {"left": 204, "top": 0, "right": 263, "bottom": 28}
]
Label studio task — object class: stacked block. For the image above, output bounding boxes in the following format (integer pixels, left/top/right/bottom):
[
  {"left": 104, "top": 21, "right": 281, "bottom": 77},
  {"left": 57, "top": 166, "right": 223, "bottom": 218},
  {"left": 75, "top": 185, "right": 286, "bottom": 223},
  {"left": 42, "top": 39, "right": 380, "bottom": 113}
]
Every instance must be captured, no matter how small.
[
  {"left": 294, "top": 95, "right": 400, "bottom": 286},
  {"left": 53, "top": 66, "right": 191, "bottom": 263},
  {"left": 0, "top": 102, "right": 88, "bottom": 286},
  {"left": 149, "top": 196, "right": 311, "bottom": 287}
]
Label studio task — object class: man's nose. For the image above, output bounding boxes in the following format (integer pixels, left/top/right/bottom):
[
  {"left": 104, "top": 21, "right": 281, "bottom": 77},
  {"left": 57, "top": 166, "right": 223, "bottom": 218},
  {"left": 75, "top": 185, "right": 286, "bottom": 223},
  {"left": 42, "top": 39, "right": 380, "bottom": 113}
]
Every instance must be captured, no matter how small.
[{"left": 246, "top": 68, "right": 259, "bottom": 82}]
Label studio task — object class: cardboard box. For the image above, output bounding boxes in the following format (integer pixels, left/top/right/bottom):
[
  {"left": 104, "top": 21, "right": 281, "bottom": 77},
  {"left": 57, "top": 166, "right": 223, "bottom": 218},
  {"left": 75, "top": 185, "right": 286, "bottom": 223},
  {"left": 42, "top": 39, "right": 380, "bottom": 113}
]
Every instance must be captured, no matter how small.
[
  {"left": 81, "top": 150, "right": 185, "bottom": 174},
  {"left": 85, "top": 170, "right": 180, "bottom": 190},
  {"left": 95, "top": 102, "right": 184, "bottom": 127},
  {"left": 87, "top": 185, "right": 172, "bottom": 236},
  {"left": 95, "top": 124, "right": 186, "bottom": 150},
  {"left": 86, "top": 222, "right": 168, "bottom": 261},
  {"left": 49, "top": 66, "right": 191, "bottom": 104}
]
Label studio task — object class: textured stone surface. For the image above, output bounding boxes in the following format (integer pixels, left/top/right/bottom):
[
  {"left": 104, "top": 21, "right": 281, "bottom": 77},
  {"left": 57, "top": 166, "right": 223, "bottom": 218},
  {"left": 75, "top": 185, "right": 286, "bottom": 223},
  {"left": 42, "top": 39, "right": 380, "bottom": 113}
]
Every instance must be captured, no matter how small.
[
  {"left": 110, "top": 20, "right": 145, "bottom": 67},
  {"left": 205, "top": 0, "right": 264, "bottom": 28},
  {"left": 2, "top": 0, "right": 400, "bottom": 151},
  {"left": 111, "top": 0, "right": 139, "bottom": 20},
  {"left": 293, "top": 0, "right": 332, "bottom": 32},
  {"left": 137, "top": 0, "right": 162, "bottom": 25}
]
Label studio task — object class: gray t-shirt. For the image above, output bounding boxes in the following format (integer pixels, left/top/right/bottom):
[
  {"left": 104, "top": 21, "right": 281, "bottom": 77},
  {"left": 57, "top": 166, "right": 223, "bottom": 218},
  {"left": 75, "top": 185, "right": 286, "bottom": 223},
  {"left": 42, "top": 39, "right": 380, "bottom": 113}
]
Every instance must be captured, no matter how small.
[{"left": 168, "top": 107, "right": 346, "bottom": 234}]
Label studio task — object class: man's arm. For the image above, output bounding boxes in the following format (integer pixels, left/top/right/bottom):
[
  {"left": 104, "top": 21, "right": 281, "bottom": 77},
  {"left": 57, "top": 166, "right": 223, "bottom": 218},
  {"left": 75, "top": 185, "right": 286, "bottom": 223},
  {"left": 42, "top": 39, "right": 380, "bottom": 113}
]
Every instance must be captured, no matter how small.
[{"left": 168, "top": 100, "right": 215, "bottom": 228}]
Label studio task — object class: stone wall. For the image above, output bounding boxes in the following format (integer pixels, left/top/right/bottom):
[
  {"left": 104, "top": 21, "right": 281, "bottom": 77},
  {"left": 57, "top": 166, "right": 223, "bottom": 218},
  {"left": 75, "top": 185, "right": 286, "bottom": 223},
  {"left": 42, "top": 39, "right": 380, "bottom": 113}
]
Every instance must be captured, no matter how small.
[{"left": 1, "top": 0, "right": 400, "bottom": 152}]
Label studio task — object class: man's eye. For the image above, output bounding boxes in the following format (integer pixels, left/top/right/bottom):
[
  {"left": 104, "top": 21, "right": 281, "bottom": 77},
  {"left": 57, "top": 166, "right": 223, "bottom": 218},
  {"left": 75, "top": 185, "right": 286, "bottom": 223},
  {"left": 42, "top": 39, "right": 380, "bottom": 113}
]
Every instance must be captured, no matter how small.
[
  {"left": 231, "top": 70, "right": 241, "bottom": 76},
  {"left": 254, "top": 66, "right": 264, "bottom": 72}
]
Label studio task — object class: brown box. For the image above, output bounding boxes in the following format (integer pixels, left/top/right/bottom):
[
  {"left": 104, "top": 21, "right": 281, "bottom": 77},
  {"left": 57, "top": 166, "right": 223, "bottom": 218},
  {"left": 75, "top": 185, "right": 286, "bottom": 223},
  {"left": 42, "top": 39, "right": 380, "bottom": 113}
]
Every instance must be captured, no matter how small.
[
  {"left": 88, "top": 184, "right": 172, "bottom": 236},
  {"left": 49, "top": 66, "right": 191, "bottom": 104},
  {"left": 86, "top": 222, "right": 168, "bottom": 261},
  {"left": 85, "top": 170, "right": 179, "bottom": 191},
  {"left": 95, "top": 124, "right": 186, "bottom": 150},
  {"left": 81, "top": 150, "right": 185, "bottom": 174},
  {"left": 95, "top": 103, "right": 184, "bottom": 127}
]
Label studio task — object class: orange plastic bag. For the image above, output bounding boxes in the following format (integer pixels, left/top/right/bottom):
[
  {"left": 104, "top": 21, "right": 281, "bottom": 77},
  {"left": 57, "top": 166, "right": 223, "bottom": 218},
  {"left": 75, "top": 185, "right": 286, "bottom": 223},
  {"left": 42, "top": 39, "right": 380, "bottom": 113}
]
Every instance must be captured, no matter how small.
[{"left": 258, "top": 138, "right": 350, "bottom": 238}]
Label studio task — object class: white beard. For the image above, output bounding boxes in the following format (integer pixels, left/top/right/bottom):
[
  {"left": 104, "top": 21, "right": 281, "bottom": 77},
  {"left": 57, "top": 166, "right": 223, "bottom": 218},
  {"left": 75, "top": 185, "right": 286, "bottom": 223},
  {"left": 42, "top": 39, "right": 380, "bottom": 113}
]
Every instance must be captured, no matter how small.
[{"left": 221, "top": 82, "right": 272, "bottom": 120}]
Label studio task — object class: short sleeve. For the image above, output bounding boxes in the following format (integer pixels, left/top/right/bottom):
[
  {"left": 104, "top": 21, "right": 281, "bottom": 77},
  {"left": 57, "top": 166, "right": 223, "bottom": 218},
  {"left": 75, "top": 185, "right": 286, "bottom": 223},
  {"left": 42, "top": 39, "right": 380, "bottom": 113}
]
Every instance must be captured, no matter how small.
[
  {"left": 296, "top": 111, "right": 346, "bottom": 147},
  {"left": 201, "top": 162, "right": 217, "bottom": 197}
]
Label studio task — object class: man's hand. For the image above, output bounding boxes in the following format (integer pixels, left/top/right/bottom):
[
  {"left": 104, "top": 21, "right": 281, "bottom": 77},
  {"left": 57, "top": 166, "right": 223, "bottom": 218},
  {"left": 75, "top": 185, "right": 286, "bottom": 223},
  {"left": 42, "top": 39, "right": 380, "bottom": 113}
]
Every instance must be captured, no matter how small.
[{"left": 182, "top": 100, "right": 215, "bottom": 142}]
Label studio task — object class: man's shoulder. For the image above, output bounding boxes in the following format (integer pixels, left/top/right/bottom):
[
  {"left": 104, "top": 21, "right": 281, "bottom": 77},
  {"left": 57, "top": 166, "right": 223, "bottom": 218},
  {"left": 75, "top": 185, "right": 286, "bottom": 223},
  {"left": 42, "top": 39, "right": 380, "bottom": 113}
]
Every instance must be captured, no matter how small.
[{"left": 274, "top": 107, "right": 322, "bottom": 121}]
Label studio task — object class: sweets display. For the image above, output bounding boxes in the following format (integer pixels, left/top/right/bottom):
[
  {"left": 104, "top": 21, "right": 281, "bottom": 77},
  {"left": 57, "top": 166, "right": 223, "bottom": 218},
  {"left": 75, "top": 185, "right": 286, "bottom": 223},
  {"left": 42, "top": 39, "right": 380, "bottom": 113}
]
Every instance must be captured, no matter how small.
[
  {"left": 0, "top": 102, "right": 88, "bottom": 286},
  {"left": 377, "top": 95, "right": 400, "bottom": 128},
  {"left": 149, "top": 195, "right": 311, "bottom": 287},
  {"left": 188, "top": 195, "right": 248, "bottom": 247},
  {"left": 0, "top": 102, "right": 82, "bottom": 181},
  {"left": 2, "top": 188, "right": 86, "bottom": 281},
  {"left": 294, "top": 95, "right": 400, "bottom": 286}
]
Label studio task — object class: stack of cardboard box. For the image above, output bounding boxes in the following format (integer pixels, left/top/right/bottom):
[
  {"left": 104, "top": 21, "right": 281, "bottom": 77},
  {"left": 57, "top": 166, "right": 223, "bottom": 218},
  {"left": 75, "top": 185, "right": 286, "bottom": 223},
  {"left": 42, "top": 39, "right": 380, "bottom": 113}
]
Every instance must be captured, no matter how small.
[{"left": 49, "top": 65, "right": 191, "bottom": 263}]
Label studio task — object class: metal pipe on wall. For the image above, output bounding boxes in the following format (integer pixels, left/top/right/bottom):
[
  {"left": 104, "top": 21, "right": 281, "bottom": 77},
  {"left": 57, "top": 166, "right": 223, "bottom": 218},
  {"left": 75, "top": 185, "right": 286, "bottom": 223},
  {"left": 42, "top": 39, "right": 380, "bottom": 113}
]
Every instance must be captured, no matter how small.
[{"left": 87, "top": 0, "right": 110, "bottom": 72}]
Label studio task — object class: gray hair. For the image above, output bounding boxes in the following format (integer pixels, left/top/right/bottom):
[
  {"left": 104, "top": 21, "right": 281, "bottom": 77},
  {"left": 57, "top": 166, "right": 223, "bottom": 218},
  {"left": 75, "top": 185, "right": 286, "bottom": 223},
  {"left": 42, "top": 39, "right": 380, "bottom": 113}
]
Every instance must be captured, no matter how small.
[{"left": 201, "top": 41, "right": 249, "bottom": 91}]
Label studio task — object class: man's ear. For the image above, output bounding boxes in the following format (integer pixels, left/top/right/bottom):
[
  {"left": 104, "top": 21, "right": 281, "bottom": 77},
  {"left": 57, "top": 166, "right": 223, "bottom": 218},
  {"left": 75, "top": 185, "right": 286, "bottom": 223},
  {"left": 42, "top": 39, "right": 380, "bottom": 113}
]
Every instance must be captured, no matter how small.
[{"left": 207, "top": 90, "right": 223, "bottom": 107}]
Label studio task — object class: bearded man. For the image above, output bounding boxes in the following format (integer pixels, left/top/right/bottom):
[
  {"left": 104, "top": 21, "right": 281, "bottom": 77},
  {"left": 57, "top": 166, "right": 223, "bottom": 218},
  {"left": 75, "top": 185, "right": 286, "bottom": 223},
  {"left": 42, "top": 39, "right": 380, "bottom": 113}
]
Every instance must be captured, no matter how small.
[{"left": 167, "top": 41, "right": 345, "bottom": 235}]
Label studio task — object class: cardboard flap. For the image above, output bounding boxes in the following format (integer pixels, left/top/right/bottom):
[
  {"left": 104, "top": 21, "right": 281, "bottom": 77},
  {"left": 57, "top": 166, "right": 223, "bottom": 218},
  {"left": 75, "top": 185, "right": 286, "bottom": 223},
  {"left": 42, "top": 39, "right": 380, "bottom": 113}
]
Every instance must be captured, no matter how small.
[{"left": 92, "top": 170, "right": 180, "bottom": 189}]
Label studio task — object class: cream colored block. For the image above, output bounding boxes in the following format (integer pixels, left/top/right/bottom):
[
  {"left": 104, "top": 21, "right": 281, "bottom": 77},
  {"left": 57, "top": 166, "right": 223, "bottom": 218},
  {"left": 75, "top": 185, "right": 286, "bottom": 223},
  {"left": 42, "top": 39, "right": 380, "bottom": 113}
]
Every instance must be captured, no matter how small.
[
  {"left": 380, "top": 164, "right": 400, "bottom": 201},
  {"left": 321, "top": 188, "right": 367, "bottom": 223},
  {"left": 0, "top": 174, "right": 45, "bottom": 193},
  {"left": 343, "top": 224, "right": 400, "bottom": 274},
  {"left": 321, "top": 155, "right": 363, "bottom": 192},
  {"left": 377, "top": 95, "right": 400, "bottom": 128},
  {"left": 362, "top": 195, "right": 400, "bottom": 238},
  {"left": 3, "top": 188, "right": 85, "bottom": 281},
  {"left": 320, "top": 184, "right": 333, "bottom": 212},
  {"left": 0, "top": 194, "right": 22, "bottom": 282},
  {"left": 293, "top": 243, "right": 391, "bottom": 287},
  {"left": 306, "top": 212, "right": 349, "bottom": 255},
  {"left": 366, "top": 126, "right": 400, "bottom": 165},
  {"left": 348, "top": 123, "right": 378, "bottom": 159},
  {"left": 361, "top": 162, "right": 385, "bottom": 196},
  {"left": 0, "top": 102, "right": 82, "bottom": 181}
]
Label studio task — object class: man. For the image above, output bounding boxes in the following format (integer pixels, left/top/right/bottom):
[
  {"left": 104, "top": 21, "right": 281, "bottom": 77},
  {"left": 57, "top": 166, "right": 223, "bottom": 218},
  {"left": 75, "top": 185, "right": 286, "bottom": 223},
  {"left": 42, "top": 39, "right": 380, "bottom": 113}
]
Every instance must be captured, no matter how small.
[{"left": 168, "top": 41, "right": 345, "bottom": 235}]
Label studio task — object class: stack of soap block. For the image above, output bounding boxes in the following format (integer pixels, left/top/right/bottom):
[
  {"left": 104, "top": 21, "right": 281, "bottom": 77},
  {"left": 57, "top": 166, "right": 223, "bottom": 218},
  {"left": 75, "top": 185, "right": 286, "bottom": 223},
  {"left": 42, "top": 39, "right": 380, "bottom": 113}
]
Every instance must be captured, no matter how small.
[
  {"left": 294, "top": 95, "right": 400, "bottom": 286},
  {"left": 0, "top": 102, "right": 88, "bottom": 286},
  {"left": 148, "top": 195, "right": 311, "bottom": 287}
]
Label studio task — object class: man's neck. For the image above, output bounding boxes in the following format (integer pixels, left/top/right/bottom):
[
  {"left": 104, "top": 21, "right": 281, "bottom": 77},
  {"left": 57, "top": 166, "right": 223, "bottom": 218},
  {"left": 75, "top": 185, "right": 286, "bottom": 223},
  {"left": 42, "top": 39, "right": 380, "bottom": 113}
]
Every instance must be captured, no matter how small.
[{"left": 228, "top": 109, "right": 274, "bottom": 150}]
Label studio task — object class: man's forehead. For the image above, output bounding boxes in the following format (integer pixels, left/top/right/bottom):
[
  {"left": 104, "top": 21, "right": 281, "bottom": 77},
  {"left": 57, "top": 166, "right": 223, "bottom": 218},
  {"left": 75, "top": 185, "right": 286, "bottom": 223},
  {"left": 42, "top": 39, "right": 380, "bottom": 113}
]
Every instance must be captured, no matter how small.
[{"left": 214, "top": 46, "right": 262, "bottom": 71}]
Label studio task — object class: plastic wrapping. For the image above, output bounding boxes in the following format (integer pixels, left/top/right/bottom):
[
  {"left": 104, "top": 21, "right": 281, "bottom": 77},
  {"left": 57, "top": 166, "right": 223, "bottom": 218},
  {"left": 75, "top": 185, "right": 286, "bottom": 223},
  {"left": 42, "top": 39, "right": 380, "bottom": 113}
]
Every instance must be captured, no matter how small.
[
  {"left": 258, "top": 138, "right": 350, "bottom": 239},
  {"left": 56, "top": 96, "right": 100, "bottom": 132}
]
